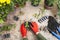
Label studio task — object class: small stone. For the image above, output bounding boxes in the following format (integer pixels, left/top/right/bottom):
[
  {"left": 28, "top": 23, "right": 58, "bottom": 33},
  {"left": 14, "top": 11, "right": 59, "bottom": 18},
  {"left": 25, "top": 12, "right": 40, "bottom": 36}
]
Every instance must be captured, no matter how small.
[
  {"left": 13, "top": 16, "right": 19, "bottom": 21},
  {"left": 3, "top": 33, "right": 10, "bottom": 38}
]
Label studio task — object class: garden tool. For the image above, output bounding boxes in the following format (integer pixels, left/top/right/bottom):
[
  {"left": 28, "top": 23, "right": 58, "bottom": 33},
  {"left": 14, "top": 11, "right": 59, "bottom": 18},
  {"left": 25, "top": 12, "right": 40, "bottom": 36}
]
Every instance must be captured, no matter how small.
[
  {"left": 20, "top": 21, "right": 46, "bottom": 40},
  {"left": 57, "top": 27, "right": 60, "bottom": 33},
  {"left": 47, "top": 16, "right": 60, "bottom": 40},
  {"left": 47, "top": 27, "right": 60, "bottom": 40}
]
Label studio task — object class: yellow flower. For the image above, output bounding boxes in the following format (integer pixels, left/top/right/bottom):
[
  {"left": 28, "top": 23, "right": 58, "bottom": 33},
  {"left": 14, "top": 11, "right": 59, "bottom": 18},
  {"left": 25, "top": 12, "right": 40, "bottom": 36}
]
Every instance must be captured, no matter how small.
[
  {"left": 0, "top": 19, "right": 4, "bottom": 24},
  {"left": 6, "top": 0, "right": 11, "bottom": 4},
  {"left": 0, "top": 0, "right": 11, "bottom": 4},
  {"left": 0, "top": 4, "right": 2, "bottom": 7},
  {"left": 0, "top": 0, "right": 6, "bottom": 3},
  {"left": 4, "top": 3, "right": 6, "bottom": 5}
]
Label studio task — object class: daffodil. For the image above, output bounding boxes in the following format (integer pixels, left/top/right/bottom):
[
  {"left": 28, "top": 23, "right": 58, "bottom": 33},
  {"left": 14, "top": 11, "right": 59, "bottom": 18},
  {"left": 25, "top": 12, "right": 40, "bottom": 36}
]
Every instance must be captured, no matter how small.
[
  {"left": 6, "top": 0, "right": 11, "bottom": 4},
  {"left": 0, "top": 4, "right": 2, "bottom": 7},
  {"left": 0, "top": 0, "right": 6, "bottom": 3},
  {"left": 0, "top": 0, "right": 14, "bottom": 24},
  {"left": 4, "top": 3, "right": 6, "bottom": 5}
]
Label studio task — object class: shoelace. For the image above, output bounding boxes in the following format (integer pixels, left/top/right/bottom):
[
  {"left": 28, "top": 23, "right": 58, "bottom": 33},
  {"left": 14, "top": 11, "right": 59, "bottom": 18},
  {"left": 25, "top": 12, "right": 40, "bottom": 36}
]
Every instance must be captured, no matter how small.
[{"left": 38, "top": 16, "right": 48, "bottom": 23}]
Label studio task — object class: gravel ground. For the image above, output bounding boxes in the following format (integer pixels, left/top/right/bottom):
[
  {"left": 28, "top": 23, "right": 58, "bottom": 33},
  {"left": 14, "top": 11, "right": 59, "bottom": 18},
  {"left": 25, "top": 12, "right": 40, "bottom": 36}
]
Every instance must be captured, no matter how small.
[{"left": 0, "top": 1, "right": 58, "bottom": 40}]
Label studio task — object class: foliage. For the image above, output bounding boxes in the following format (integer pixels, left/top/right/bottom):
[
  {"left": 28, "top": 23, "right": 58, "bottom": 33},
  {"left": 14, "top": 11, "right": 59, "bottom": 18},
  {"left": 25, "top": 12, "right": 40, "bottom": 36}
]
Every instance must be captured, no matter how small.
[
  {"left": 12, "top": 0, "right": 27, "bottom": 8},
  {"left": 45, "top": 0, "right": 55, "bottom": 7},
  {"left": 0, "top": 0, "right": 14, "bottom": 23},
  {"left": 57, "top": 0, "right": 60, "bottom": 16},
  {"left": 0, "top": 24, "right": 16, "bottom": 32},
  {"left": 57, "top": 11, "right": 60, "bottom": 16},
  {"left": 57, "top": 0, "right": 60, "bottom": 10},
  {"left": 31, "top": 0, "right": 41, "bottom": 6}
]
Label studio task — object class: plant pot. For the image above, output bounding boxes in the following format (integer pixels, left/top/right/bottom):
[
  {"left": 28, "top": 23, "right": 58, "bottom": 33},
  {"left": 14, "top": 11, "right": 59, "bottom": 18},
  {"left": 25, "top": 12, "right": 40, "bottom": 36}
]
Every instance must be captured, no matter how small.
[
  {"left": 15, "top": 2, "right": 26, "bottom": 8},
  {"left": 44, "top": 0, "right": 53, "bottom": 9},
  {"left": 44, "top": 4, "right": 53, "bottom": 9},
  {"left": 14, "top": 3, "right": 20, "bottom": 9}
]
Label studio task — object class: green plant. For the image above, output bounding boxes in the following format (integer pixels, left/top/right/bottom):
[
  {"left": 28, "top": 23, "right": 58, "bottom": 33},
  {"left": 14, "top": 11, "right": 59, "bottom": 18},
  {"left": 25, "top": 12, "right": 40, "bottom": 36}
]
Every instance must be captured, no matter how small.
[
  {"left": 45, "top": 0, "right": 55, "bottom": 7},
  {"left": 12, "top": 0, "right": 27, "bottom": 8},
  {"left": 57, "top": 0, "right": 60, "bottom": 16},
  {"left": 0, "top": 0, "right": 14, "bottom": 24},
  {"left": 31, "top": 0, "right": 41, "bottom": 6},
  {"left": 0, "top": 24, "right": 16, "bottom": 33},
  {"left": 57, "top": 0, "right": 60, "bottom": 9},
  {"left": 57, "top": 11, "right": 60, "bottom": 16}
]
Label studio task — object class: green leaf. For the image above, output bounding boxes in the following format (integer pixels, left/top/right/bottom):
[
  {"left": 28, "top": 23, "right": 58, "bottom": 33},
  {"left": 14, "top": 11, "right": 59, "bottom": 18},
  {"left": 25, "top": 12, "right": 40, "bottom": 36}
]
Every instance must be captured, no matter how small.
[{"left": 0, "top": 19, "right": 4, "bottom": 24}]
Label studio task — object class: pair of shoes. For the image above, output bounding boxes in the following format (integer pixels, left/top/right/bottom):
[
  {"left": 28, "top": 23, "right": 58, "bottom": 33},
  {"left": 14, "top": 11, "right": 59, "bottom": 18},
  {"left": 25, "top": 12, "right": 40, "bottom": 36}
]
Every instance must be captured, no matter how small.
[{"left": 20, "top": 22, "right": 39, "bottom": 38}]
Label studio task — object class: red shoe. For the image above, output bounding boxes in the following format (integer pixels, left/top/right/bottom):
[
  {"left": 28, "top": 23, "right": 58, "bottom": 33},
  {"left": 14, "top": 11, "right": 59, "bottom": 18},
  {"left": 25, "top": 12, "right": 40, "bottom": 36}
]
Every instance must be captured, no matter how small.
[
  {"left": 20, "top": 23, "right": 27, "bottom": 38},
  {"left": 30, "top": 22, "right": 39, "bottom": 34}
]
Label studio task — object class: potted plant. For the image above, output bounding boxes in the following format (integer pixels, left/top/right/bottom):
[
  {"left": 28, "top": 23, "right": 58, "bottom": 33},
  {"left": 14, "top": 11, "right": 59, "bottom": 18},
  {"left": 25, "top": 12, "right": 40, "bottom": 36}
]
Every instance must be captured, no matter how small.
[
  {"left": 57, "top": 0, "right": 60, "bottom": 16},
  {"left": 0, "top": 0, "right": 14, "bottom": 24},
  {"left": 13, "top": 0, "right": 27, "bottom": 8},
  {"left": 31, "top": 0, "right": 41, "bottom": 6},
  {"left": 44, "top": 0, "right": 55, "bottom": 9}
]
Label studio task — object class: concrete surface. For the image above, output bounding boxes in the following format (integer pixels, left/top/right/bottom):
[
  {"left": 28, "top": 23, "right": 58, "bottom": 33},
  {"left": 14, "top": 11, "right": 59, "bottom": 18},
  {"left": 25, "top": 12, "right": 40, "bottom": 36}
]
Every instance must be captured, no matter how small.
[{"left": 0, "top": 1, "right": 58, "bottom": 40}]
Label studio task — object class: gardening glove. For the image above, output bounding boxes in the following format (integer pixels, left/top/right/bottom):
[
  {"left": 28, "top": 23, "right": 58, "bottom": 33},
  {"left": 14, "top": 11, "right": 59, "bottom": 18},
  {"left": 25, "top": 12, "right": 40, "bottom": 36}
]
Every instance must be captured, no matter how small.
[
  {"left": 30, "top": 22, "right": 39, "bottom": 34},
  {"left": 20, "top": 23, "right": 28, "bottom": 40}
]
